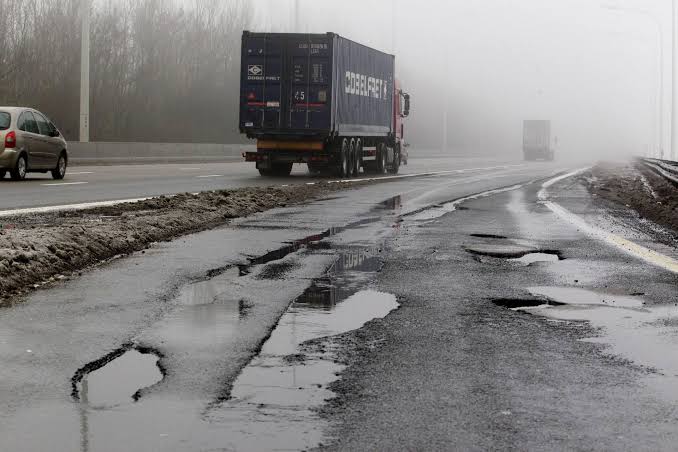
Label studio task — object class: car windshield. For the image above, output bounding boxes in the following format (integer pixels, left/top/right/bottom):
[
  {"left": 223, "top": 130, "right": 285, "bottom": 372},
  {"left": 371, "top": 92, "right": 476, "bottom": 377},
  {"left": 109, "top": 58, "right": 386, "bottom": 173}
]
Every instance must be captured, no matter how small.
[{"left": 0, "top": 112, "right": 9, "bottom": 130}]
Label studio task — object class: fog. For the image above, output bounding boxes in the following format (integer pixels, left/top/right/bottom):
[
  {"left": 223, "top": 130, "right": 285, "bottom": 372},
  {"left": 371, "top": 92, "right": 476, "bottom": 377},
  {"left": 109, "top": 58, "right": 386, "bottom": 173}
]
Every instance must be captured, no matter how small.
[{"left": 257, "top": 0, "right": 670, "bottom": 160}]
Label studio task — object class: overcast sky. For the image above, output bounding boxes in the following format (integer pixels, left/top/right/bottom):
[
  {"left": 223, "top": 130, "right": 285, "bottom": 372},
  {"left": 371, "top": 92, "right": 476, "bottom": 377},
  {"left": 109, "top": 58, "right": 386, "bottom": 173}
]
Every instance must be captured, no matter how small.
[{"left": 252, "top": 0, "right": 670, "bottom": 160}]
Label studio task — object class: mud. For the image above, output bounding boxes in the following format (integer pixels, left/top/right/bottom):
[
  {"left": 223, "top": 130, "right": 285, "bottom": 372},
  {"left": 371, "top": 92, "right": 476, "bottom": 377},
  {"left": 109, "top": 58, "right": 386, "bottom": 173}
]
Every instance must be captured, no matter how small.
[
  {"left": 0, "top": 182, "right": 367, "bottom": 305},
  {"left": 585, "top": 161, "right": 678, "bottom": 234}
]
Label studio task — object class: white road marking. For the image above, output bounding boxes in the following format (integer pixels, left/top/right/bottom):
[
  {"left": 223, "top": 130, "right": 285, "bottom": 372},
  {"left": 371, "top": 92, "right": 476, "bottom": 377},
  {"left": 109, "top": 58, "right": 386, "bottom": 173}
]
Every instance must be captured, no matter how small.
[
  {"left": 196, "top": 174, "right": 224, "bottom": 178},
  {"left": 41, "top": 182, "right": 89, "bottom": 187},
  {"left": 67, "top": 171, "right": 94, "bottom": 175},
  {"left": 329, "top": 164, "right": 525, "bottom": 184},
  {"left": 179, "top": 167, "right": 201, "bottom": 170},
  {"left": 539, "top": 169, "right": 678, "bottom": 274}
]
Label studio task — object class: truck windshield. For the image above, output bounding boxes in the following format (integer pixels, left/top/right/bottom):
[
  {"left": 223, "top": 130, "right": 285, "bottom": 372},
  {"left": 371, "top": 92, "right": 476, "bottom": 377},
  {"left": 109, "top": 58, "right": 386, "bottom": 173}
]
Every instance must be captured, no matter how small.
[{"left": 0, "top": 112, "right": 9, "bottom": 130}]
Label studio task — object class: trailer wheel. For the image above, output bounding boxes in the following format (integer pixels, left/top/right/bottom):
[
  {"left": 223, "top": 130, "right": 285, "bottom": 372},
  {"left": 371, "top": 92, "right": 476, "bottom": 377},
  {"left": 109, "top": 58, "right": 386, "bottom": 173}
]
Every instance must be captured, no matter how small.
[
  {"left": 353, "top": 139, "right": 362, "bottom": 176},
  {"left": 376, "top": 142, "right": 387, "bottom": 174},
  {"left": 347, "top": 139, "right": 357, "bottom": 177},
  {"left": 272, "top": 162, "right": 293, "bottom": 176},
  {"left": 337, "top": 138, "right": 350, "bottom": 178}
]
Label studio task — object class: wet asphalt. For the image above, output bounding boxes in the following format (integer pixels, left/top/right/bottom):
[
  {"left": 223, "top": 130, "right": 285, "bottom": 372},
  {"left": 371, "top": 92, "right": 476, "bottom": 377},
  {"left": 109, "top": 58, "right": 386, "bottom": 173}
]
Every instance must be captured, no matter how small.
[
  {"left": 3, "top": 158, "right": 675, "bottom": 450},
  {"left": 322, "top": 175, "right": 678, "bottom": 451}
]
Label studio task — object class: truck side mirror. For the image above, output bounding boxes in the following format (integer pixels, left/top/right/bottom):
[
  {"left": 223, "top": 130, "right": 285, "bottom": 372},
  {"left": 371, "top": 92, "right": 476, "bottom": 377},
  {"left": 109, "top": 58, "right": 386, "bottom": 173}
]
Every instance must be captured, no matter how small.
[{"left": 403, "top": 93, "right": 410, "bottom": 117}]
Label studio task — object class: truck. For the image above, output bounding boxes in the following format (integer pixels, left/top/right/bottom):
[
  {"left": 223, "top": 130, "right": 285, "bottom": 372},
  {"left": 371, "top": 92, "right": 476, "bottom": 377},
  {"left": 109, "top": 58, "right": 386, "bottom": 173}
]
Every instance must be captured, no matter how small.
[
  {"left": 239, "top": 32, "right": 410, "bottom": 177},
  {"left": 522, "top": 120, "right": 555, "bottom": 161}
]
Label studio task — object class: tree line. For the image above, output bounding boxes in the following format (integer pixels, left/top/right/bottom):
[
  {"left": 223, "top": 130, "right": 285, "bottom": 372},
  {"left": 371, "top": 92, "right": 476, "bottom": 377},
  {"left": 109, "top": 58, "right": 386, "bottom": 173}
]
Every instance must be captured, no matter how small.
[{"left": 0, "top": 0, "right": 252, "bottom": 143}]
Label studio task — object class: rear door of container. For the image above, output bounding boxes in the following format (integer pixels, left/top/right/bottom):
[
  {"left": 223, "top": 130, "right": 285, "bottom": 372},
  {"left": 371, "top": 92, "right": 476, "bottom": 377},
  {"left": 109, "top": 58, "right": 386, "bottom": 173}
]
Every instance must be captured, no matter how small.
[
  {"left": 240, "top": 33, "right": 332, "bottom": 134},
  {"left": 286, "top": 35, "right": 332, "bottom": 131}
]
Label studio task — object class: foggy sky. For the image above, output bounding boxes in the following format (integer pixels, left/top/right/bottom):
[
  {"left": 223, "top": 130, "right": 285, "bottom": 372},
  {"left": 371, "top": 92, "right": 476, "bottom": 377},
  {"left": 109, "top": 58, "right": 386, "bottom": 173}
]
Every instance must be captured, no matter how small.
[{"left": 254, "top": 0, "right": 670, "bottom": 160}]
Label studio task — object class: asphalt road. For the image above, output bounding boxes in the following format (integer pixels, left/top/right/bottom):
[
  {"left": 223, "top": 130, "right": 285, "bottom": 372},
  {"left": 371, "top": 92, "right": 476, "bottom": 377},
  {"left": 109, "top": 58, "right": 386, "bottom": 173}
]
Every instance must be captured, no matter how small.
[
  {"left": 0, "top": 156, "right": 532, "bottom": 211},
  {"left": 1, "top": 159, "right": 676, "bottom": 451}
]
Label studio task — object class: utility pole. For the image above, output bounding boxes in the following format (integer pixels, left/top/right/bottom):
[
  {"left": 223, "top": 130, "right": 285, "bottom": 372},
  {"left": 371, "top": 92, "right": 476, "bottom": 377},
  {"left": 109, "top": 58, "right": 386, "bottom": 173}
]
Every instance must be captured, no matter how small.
[
  {"left": 672, "top": 0, "right": 678, "bottom": 161},
  {"left": 294, "top": 0, "right": 300, "bottom": 31},
  {"left": 79, "top": 0, "right": 90, "bottom": 142}
]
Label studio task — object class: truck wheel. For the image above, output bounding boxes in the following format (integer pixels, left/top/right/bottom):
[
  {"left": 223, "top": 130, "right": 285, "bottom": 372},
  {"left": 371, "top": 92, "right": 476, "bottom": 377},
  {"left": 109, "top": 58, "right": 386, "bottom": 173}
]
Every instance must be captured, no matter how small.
[
  {"left": 347, "top": 139, "right": 356, "bottom": 177},
  {"left": 387, "top": 147, "right": 400, "bottom": 175},
  {"left": 0, "top": 170, "right": 6, "bottom": 179},
  {"left": 353, "top": 139, "right": 362, "bottom": 176},
  {"left": 338, "top": 138, "right": 350, "bottom": 178},
  {"left": 376, "top": 143, "right": 387, "bottom": 174}
]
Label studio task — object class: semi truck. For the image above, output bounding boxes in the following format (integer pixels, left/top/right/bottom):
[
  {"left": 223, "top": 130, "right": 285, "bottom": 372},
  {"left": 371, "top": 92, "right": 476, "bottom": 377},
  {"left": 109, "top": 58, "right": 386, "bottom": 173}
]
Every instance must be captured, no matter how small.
[
  {"left": 523, "top": 120, "right": 555, "bottom": 161},
  {"left": 239, "top": 32, "right": 410, "bottom": 177}
]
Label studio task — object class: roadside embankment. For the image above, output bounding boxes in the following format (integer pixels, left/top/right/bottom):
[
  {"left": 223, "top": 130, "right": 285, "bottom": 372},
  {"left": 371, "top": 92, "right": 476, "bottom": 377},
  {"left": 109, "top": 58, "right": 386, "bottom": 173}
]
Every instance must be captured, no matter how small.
[
  {"left": 584, "top": 160, "right": 677, "bottom": 234},
  {"left": 0, "top": 182, "right": 362, "bottom": 305}
]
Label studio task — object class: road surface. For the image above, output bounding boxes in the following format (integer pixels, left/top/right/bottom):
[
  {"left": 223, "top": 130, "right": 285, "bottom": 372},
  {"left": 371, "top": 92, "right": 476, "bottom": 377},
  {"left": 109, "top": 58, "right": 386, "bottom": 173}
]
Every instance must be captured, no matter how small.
[
  {"left": 0, "top": 157, "right": 529, "bottom": 211},
  {"left": 0, "top": 158, "right": 676, "bottom": 451}
]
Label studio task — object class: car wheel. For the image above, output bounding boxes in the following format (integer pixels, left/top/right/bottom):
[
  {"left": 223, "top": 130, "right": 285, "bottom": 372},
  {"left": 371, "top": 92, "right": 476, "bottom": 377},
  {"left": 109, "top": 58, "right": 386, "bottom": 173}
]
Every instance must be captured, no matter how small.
[
  {"left": 10, "top": 154, "right": 27, "bottom": 180},
  {"left": 51, "top": 153, "right": 67, "bottom": 180}
]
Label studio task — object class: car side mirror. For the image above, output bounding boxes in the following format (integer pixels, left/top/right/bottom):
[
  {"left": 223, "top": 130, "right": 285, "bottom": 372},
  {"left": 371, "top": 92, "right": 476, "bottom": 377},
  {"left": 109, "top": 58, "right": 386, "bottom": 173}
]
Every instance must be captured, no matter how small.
[{"left": 403, "top": 93, "right": 410, "bottom": 117}]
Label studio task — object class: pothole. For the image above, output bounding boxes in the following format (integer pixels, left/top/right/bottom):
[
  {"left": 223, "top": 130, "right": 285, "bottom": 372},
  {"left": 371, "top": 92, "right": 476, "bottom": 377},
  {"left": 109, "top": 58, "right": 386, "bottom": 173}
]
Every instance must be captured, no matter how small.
[
  {"left": 492, "top": 298, "right": 563, "bottom": 309},
  {"left": 464, "top": 244, "right": 539, "bottom": 258},
  {"left": 470, "top": 233, "right": 508, "bottom": 239},
  {"left": 72, "top": 345, "right": 164, "bottom": 407},
  {"left": 528, "top": 286, "right": 644, "bottom": 308}
]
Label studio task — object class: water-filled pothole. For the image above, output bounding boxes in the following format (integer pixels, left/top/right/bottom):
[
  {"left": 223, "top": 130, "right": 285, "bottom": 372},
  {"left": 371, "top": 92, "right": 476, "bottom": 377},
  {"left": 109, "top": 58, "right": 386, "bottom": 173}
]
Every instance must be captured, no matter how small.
[
  {"left": 72, "top": 346, "right": 164, "bottom": 407},
  {"left": 217, "top": 289, "right": 399, "bottom": 450}
]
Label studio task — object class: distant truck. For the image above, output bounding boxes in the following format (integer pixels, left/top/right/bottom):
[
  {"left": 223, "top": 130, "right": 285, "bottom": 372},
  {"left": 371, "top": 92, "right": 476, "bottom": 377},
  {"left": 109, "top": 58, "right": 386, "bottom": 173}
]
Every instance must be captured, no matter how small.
[
  {"left": 523, "top": 120, "right": 554, "bottom": 161},
  {"left": 239, "top": 32, "right": 410, "bottom": 177}
]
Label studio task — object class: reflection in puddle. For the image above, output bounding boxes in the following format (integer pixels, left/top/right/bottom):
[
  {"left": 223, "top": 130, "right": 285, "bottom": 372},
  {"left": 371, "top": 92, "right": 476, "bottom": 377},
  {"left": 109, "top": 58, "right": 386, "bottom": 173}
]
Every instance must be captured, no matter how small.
[
  {"left": 215, "top": 289, "right": 399, "bottom": 450},
  {"left": 510, "top": 252, "right": 561, "bottom": 265},
  {"left": 78, "top": 349, "right": 163, "bottom": 408}
]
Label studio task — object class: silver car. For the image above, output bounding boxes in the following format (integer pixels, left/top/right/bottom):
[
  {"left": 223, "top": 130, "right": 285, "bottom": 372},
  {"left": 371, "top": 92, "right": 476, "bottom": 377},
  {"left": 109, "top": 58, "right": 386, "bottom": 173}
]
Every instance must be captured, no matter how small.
[{"left": 0, "top": 107, "right": 68, "bottom": 180}]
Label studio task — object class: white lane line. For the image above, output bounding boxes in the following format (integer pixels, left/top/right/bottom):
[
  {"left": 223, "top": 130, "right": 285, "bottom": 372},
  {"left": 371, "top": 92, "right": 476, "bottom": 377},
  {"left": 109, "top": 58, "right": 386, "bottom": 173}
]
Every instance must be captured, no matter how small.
[
  {"left": 67, "top": 171, "right": 94, "bottom": 175},
  {"left": 539, "top": 169, "right": 678, "bottom": 274},
  {"left": 0, "top": 196, "right": 153, "bottom": 218},
  {"left": 179, "top": 167, "right": 201, "bottom": 171},
  {"left": 196, "top": 174, "right": 224, "bottom": 178},
  {"left": 41, "top": 182, "right": 89, "bottom": 187}
]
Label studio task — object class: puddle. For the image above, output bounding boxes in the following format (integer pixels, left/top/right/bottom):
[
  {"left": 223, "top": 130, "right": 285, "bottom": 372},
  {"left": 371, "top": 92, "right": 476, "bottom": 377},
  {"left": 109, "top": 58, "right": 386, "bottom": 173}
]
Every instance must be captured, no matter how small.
[
  {"left": 73, "top": 347, "right": 163, "bottom": 408},
  {"left": 510, "top": 252, "right": 562, "bottom": 265},
  {"left": 528, "top": 286, "right": 644, "bottom": 308},
  {"left": 215, "top": 289, "right": 399, "bottom": 450}
]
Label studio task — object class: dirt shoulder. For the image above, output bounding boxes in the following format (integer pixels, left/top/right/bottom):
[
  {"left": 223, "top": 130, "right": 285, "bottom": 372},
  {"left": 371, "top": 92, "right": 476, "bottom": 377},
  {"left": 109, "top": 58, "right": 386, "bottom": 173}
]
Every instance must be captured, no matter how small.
[
  {"left": 584, "top": 160, "right": 678, "bottom": 234},
  {"left": 0, "top": 181, "right": 363, "bottom": 305}
]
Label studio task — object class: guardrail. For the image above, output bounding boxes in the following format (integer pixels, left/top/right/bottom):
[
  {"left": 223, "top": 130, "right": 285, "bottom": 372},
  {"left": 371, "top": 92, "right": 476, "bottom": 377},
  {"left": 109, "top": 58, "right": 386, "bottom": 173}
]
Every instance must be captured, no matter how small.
[
  {"left": 640, "top": 158, "right": 678, "bottom": 185},
  {"left": 67, "top": 142, "right": 254, "bottom": 166}
]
